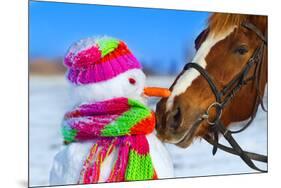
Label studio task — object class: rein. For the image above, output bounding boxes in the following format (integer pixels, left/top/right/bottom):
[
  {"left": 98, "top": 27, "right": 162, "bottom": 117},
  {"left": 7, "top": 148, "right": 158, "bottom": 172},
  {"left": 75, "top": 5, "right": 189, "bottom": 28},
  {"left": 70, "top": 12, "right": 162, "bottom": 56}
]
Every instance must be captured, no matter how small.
[{"left": 183, "top": 21, "right": 267, "bottom": 172}]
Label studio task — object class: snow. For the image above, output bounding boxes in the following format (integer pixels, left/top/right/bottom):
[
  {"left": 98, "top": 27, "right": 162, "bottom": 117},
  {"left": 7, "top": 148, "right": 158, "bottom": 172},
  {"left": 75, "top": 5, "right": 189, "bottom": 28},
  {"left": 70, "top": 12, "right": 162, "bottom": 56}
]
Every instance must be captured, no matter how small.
[
  {"left": 49, "top": 133, "right": 174, "bottom": 186},
  {"left": 29, "top": 75, "right": 267, "bottom": 187}
]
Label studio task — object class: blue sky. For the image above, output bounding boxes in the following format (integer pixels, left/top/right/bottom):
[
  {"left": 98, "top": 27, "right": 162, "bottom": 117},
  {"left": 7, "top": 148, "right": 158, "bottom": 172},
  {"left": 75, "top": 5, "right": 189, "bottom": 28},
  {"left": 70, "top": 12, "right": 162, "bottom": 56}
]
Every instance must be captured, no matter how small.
[{"left": 29, "top": 1, "right": 209, "bottom": 73}]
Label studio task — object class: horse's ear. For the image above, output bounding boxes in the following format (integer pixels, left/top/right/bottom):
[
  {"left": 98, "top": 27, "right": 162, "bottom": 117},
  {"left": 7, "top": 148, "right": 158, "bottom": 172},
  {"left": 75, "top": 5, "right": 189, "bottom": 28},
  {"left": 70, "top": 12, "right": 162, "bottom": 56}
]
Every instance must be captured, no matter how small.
[{"left": 195, "top": 28, "right": 209, "bottom": 51}]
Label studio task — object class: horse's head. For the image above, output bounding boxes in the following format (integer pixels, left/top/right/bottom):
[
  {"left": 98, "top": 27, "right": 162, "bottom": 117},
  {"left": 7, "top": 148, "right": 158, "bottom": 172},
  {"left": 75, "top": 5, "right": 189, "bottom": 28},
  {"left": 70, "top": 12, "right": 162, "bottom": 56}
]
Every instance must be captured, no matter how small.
[{"left": 156, "top": 13, "right": 267, "bottom": 148}]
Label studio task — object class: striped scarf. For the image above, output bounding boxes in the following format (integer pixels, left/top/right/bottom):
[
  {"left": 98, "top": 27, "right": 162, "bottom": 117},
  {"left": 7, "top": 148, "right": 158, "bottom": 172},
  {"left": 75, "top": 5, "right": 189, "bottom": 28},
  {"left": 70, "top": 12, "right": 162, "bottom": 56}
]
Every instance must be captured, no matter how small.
[{"left": 62, "top": 97, "right": 157, "bottom": 183}]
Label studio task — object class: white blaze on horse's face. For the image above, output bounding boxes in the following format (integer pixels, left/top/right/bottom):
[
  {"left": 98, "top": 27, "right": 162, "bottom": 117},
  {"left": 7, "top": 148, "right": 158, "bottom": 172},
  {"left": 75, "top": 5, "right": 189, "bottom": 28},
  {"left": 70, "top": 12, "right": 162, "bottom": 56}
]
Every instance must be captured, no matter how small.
[{"left": 166, "top": 26, "right": 237, "bottom": 112}]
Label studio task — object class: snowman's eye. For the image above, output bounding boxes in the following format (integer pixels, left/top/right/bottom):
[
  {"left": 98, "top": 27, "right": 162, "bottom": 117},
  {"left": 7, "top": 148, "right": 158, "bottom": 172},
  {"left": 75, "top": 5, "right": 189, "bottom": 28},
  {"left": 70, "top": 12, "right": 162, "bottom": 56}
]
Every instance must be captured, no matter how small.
[{"left": 128, "top": 78, "right": 136, "bottom": 85}]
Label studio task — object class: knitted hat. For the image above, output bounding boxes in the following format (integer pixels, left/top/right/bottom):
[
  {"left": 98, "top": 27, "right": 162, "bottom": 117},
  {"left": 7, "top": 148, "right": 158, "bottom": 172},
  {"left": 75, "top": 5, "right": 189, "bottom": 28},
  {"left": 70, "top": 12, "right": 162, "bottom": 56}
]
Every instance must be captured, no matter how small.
[{"left": 64, "top": 37, "right": 142, "bottom": 85}]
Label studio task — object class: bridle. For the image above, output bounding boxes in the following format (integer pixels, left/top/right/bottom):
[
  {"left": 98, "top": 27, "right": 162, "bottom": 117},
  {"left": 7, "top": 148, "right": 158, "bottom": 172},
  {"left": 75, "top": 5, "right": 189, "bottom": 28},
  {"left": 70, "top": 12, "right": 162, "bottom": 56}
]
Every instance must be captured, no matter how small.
[{"left": 183, "top": 22, "right": 267, "bottom": 172}]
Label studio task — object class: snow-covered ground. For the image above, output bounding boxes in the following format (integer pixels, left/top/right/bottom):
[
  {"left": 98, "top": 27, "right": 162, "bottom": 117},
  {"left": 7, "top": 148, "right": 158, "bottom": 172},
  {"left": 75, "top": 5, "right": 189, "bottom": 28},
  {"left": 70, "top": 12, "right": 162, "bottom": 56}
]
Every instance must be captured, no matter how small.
[{"left": 29, "top": 75, "right": 267, "bottom": 187}]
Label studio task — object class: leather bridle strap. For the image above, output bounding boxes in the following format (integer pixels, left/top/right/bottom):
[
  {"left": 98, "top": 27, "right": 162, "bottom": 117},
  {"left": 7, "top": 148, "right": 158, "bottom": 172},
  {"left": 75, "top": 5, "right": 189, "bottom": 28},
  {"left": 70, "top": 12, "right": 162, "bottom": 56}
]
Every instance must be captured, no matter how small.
[
  {"left": 182, "top": 21, "right": 267, "bottom": 172},
  {"left": 183, "top": 61, "right": 267, "bottom": 168},
  {"left": 215, "top": 120, "right": 267, "bottom": 172},
  {"left": 242, "top": 22, "right": 267, "bottom": 45},
  {"left": 204, "top": 135, "right": 268, "bottom": 163},
  {"left": 183, "top": 63, "right": 222, "bottom": 103},
  {"left": 183, "top": 62, "right": 222, "bottom": 155}
]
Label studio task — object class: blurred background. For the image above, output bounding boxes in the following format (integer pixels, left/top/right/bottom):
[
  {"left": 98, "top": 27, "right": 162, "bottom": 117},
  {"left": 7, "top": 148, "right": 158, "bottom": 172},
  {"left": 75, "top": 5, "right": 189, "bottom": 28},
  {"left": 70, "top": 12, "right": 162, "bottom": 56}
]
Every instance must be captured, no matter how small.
[
  {"left": 29, "top": 1, "right": 209, "bottom": 75},
  {"left": 29, "top": 1, "right": 267, "bottom": 187}
]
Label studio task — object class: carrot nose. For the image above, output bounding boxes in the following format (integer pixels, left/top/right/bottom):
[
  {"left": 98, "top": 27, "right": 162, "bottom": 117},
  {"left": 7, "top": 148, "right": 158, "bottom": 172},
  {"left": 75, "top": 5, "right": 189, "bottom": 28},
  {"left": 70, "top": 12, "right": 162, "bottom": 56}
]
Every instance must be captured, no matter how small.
[{"left": 143, "top": 87, "right": 171, "bottom": 98}]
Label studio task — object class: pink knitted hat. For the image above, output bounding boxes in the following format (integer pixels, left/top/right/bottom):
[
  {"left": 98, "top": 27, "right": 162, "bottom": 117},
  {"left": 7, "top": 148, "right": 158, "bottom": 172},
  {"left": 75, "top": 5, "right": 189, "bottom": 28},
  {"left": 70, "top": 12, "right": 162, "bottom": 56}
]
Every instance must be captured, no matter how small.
[{"left": 64, "top": 37, "right": 142, "bottom": 85}]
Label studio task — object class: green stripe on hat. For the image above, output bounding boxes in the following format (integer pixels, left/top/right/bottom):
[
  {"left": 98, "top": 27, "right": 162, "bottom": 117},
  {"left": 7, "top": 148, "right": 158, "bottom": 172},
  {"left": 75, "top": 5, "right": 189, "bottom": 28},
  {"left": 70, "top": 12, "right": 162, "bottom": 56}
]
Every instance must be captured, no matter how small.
[{"left": 96, "top": 37, "right": 120, "bottom": 57}]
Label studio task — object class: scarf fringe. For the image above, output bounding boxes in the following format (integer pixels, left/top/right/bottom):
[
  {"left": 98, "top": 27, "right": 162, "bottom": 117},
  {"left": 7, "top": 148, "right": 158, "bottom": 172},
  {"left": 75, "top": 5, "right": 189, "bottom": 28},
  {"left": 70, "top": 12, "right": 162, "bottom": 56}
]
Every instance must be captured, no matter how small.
[
  {"left": 78, "top": 136, "right": 157, "bottom": 183},
  {"left": 63, "top": 98, "right": 157, "bottom": 183},
  {"left": 79, "top": 139, "right": 116, "bottom": 184}
]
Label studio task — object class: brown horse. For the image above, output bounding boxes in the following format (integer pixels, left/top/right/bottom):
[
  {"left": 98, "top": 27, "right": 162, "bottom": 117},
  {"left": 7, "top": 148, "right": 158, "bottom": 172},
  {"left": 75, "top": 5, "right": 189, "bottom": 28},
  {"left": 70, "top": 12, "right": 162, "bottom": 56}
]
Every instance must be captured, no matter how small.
[{"left": 156, "top": 13, "right": 267, "bottom": 153}]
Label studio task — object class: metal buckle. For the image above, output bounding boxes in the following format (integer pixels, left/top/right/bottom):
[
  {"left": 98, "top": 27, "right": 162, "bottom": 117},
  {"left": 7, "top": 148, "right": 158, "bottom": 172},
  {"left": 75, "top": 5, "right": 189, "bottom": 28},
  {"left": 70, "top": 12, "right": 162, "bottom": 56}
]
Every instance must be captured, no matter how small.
[{"left": 205, "top": 102, "right": 222, "bottom": 125}]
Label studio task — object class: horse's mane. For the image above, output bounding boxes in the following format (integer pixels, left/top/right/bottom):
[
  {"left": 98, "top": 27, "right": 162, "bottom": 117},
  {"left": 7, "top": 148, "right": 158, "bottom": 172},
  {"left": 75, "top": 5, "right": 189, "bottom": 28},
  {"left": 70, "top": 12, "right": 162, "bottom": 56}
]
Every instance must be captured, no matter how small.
[{"left": 208, "top": 13, "right": 267, "bottom": 36}]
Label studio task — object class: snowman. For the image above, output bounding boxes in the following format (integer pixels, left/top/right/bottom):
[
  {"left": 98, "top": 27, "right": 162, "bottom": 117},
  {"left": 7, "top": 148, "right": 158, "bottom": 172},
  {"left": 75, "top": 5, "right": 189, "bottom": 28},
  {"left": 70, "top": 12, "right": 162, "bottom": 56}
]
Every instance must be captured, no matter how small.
[{"left": 49, "top": 37, "right": 174, "bottom": 185}]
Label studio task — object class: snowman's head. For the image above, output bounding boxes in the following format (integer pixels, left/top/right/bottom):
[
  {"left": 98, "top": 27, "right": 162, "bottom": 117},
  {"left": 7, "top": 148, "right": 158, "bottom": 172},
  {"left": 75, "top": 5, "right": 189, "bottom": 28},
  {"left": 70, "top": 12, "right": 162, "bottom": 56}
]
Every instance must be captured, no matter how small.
[
  {"left": 69, "top": 69, "right": 146, "bottom": 105},
  {"left": 63, "top": 36, "right": 146, "bottom": 105}
]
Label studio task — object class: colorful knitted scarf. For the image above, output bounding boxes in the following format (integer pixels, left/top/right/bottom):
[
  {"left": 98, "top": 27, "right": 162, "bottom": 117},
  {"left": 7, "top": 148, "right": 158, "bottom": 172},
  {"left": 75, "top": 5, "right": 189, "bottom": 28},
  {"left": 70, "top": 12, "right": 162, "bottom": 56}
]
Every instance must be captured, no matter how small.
[{"left": 62, "top": 97, "right": 157, "bottom": 183}]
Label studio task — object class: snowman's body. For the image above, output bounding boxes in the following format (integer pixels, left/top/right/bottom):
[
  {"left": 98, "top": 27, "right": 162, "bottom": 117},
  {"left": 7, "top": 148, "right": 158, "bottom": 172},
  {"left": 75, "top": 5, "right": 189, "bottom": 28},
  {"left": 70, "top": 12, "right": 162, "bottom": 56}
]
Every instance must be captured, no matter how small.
[
  {"left": 49, "top": 69, "right": 174, "bottom": 185},
  {"left": 50, "top": 133, "right": 173, "bottom": 185}
]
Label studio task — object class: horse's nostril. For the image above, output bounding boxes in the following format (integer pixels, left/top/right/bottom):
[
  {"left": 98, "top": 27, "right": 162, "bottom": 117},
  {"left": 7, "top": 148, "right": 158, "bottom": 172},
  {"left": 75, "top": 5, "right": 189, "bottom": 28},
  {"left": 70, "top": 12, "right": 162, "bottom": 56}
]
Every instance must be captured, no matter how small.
[
  {"left": 170, "top": 107, "right": 181, "bottom": 130},
  {"left": 174, "top": 107, "right": 181, "bottom": 122}
]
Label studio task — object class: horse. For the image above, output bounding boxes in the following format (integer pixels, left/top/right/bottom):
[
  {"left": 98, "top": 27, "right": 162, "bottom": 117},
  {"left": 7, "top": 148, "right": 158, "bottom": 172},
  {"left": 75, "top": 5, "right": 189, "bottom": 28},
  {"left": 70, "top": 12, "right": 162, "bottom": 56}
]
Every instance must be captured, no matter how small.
[{"left": 155, "top": 13, "right": 267, "bottom": 171}]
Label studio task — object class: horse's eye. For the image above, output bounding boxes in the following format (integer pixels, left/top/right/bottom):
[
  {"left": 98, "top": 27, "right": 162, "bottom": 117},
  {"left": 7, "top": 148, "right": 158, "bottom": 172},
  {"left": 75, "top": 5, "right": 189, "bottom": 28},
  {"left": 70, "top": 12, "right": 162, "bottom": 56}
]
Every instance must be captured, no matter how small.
[
  {"left": 234, "top": 45, "right": 249, "bottom": 55},
  {"left": 128, "top": 78, "right": 136, "bottom": 85}
]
